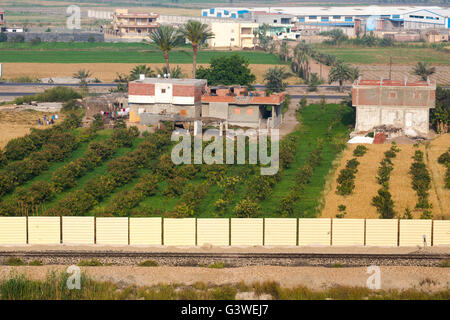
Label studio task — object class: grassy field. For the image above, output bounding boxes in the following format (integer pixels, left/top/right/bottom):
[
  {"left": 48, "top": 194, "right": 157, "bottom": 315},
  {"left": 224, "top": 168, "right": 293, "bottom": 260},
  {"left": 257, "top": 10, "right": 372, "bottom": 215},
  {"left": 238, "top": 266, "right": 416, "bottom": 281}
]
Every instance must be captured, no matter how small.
[
  {"left": 0, "top": 43, "right": 282, "bottom": 64},
  {"left": 314, "top": 46, "right": 450, "bottom": 65},
  {"left": 1, "top": 271, "right": 448, "bottom": 300}
]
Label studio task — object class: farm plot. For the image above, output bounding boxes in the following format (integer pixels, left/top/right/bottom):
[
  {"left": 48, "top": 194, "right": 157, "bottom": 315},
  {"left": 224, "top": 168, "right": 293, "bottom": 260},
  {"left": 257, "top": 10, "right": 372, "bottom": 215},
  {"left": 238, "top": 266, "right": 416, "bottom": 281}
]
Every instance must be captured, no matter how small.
[{"left": 320, "top": 140, "right": 449, "bottom": 219}]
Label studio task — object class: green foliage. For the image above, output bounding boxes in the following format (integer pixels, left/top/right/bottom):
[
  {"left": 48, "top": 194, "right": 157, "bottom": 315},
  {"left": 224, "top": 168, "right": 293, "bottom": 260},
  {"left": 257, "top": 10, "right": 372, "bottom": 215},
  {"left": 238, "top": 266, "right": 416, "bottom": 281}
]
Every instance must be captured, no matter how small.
[
  {"left": 233, "top": 199, "right": 261, "bottom": 218},
  {"left": 77, "top": 259, "right": 103, "bottom": 266},
  {"left": 372, "top": 188, "right": 396, "bottom": 219},
  {"left": 412, "top": 61, "right": 436, "bottom": 81},
  {"left": 4, "top": 257, "right": 25, "bottom": 266},
  {"left": 14, "top": 86, "right": 82, "bottom": 105},
  {"left": 437, "top": 148, "right": 450, "bottom": 189},
  {"left": 432, "top": 87, "right": 450, "bottom": 133},
  {"left": 353, "top": 145, "right": 368, "bottom": 157},
  {"left": 263, "top": 66, "right": 290, "bottom": 92},
  {"left": 138, "top": 260, "right": 158, "bottom": 267},
  {"left": 336, "top": 158, "right": 360, "bottom": 196},
  {"left": 410, "top": 150, "right": 432, "bottom": 211},
  {"left": 196, "top": 54, "right": 256, "bottom": 87}
]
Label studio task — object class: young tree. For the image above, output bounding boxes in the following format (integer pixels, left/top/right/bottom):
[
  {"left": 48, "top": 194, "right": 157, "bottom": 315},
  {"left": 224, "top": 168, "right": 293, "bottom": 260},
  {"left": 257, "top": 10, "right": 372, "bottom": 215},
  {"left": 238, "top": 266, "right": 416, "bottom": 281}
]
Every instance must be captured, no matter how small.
[
  {"left": 179, "top": 20, "right": 214, "bottom": 78},
  {"left": 263, "top": 67, "right": 291, "bottom": 92},
  {"left": 328, "top": 63, "right": 352, "bottom": 92},
  {"left": 196, "top": 54, "right": 256, "bottom": 86},
  {"left": 321, "top": 28, "right": 348, "bottom": 46},
  {"left": 73, "top": 69, "right": 92, "bottom": 91},
  {"left": 307, "top": 73, "right": 323, "bottom": 92},
  {"left": 149, "top": 25, "right": 180, "bottom": 73},
  {"left": 278, "top": 41, "right": 290, "bottom": 62},
  {"left": 129, "top": 65, "right": 156, "bottom": 81},
  {"left": 156, "top": 65, "right": 185, "bottom": 79},
  {"left": 412, "top": 61, "right": 436, "bottom": 81}
]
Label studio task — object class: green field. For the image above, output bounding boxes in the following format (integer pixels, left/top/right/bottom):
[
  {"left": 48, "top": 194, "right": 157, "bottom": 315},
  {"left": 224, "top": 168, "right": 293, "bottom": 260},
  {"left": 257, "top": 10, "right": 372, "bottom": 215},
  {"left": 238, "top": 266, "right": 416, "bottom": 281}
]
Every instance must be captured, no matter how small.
[
  {"left": 0, "top": 102, "right": 352, "bottom": 218},
  {"left": 0, "top": 42, "right": 282, "bottom": 64},
  {"left": 315, "top": 46, "right": 450, "bottom": 65}
]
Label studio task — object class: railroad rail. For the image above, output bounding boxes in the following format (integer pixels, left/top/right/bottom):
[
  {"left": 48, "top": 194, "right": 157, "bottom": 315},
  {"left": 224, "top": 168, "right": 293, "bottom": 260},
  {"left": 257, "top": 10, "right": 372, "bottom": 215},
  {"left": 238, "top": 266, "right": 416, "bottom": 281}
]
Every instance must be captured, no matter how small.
[{"left": 0, "top": 251, "right": 448, "bottom": 267}]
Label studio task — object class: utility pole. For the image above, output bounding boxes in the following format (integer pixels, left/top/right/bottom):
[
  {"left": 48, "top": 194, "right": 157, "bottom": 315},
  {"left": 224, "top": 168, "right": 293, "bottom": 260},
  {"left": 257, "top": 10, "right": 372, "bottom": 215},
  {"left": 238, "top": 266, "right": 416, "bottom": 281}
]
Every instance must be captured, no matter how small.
[{"left": 389, "top": 56, "right": 392, "bottom": 80}]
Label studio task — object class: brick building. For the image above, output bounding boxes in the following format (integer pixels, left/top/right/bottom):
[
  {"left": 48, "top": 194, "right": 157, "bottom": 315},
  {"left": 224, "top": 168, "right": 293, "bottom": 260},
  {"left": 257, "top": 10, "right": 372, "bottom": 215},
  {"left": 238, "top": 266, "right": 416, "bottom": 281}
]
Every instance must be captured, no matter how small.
[
  {"left": 128, "top": 77, "right": 207, "bottom": 124},
  {"left": 128, "top": 77, "right": 286, "bottom": 129},
  {"left": 201, "top": 86, "right": 286, "bottom": 129},
  {"left": 352, "top": 79, "right": 436, "bottom": 136}
]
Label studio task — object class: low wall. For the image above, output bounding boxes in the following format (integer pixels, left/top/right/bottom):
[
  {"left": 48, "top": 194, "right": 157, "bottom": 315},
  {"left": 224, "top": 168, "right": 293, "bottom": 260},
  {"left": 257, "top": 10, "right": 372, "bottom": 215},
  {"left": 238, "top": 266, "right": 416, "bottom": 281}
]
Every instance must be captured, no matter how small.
[
  {"left": 0, "top": 217, "right": 448, "bottom": 247},
  {"left": 8, "top": 32, "right": 105, "bottom": 43}
]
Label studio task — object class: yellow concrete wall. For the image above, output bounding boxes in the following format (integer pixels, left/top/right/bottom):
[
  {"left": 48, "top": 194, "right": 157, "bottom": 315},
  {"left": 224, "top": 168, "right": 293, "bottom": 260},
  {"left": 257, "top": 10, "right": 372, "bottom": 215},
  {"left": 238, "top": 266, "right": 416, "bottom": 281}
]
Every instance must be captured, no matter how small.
[
  {"left": 62, "top": 217, "right": 94, "bottom": 244},
  {"left": 298, "top": 218, "right": 331, "bottom": 246},
  {"left": 365, "top": 219, "right": 398, "bottom": 246},
  {"left": 28, "top": 217, "right": 60, "bottom": 245},
  {"left": 399, "top": 219, "right": 432, "bottom": 246},
  {"left": 332, "top": 219, "right": 365, "bottom": 246},
  {"left": 0, "top": 217, "right": 26, "bottom": 245},
  {"left": 130, "top": 217, "right": 162, "bottom": 245},
  {"left": 231, "top": 218, "right": 263, "bottom": 246},
  {"left": 432, "top": 220, "right": 450, "bottom": 246},
  {"left": 197, "top": 218, "right": 229, "bottom": 246},
  {"left": 96, "top": 217, "right": 128, "bottom": 245},
  {"left": 163, "top": 218, "right": 196, "bottom": 246},
  {"left": 264, "top": 218, "right": 297, "bottom": 246}
]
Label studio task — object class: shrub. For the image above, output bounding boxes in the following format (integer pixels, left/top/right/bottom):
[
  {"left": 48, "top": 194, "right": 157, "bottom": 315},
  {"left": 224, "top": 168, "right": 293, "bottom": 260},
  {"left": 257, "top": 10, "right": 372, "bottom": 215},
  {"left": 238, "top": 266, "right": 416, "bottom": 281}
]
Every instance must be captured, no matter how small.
[
  {"left": 4, "top": 257, "right": 25, "bottom": 266},
  {"left": 29, "top": 260, "right": 43, "bottom": 266},
  {"left": 138, "top": 260, "right": 158, "bottom": 267},
  {"left": 14, "top": 86, "right": 81, "bottom": 105},
  {"left": 57, "top": 190, "right": 97, "bottom": 216},
  {"left": 107, "top": 157, "right": 138, "bottom": 185},
  {"left": 336, "top": 158, "right": 360, "bottom": 196},
  {"left": 353, "top": 144, "right": 368, "bottom": 157},
  {"left": 233, "top": 199, "right": 261, "bottom": 218},
  {"left": 409, "top": 150, "right": 432, "bottom": 209},
  {"left": 372, "top": 188, "right": 396, "bottom": 219},
  {"left": 77, "top": 259, "right": 102, "bottom": 266}
]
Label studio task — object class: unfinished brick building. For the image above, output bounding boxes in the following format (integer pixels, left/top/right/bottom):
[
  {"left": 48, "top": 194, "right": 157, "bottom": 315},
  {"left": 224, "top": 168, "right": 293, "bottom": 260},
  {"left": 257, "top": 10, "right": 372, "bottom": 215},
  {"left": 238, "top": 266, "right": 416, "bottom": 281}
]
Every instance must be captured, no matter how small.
[
  {"left": 128, "top": 78, "right": 286, "bottom": 129},
  {"left": 352, "top": 79, "right": 436, "bottom": 136},
  {"left": 128, "top": 77, "right": 207, "bottom": 125}
]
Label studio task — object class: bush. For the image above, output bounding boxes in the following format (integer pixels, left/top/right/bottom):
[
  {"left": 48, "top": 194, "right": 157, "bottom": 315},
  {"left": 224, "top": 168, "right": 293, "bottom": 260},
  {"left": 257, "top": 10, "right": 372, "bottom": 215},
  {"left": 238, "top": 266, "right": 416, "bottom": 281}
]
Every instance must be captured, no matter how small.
[
  {"left": 57, "top": 190, "right": 97, "bottom": 216},
  {"left": 14, "top": 86, "right": 82, "bottom": 105},
  {"left": 138, "top": 260, "right": 158, "bottom": 267},
  {"left": 410, "top": 150, "right": 432, "bottom": 209},
  {"left": 372, "top": 188, "right": 396, "bottom": 219},
  {"left": 233, "top": 199, "right": 261, "bottom": 218},
  {"left": 353, "top": 145, "right": 368, "bottom": 157},
  {"left": 4, "top": 257, "right": 25, "bottom": 266},
  {"left": 77, "top": 259, "right": 102, "bottom": 266}
]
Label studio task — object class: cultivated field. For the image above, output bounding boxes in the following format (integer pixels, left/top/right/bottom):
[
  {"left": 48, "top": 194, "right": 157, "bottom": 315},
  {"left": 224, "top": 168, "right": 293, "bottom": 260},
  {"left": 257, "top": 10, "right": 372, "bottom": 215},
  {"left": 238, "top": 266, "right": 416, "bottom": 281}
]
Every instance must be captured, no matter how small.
[
  {"left": 0, "top": 62, "right": 298, "bottom": 84},
  {"left": 321, "top": 134, "right": 450, "bottom": 220}
]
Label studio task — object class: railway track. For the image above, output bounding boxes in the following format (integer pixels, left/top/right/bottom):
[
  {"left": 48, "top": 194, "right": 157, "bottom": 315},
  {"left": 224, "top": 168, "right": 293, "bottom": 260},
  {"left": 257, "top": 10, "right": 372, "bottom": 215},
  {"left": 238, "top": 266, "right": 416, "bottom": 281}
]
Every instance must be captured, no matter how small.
[{"left": 0, "top": 251, "right": 448, "bottom": 267}]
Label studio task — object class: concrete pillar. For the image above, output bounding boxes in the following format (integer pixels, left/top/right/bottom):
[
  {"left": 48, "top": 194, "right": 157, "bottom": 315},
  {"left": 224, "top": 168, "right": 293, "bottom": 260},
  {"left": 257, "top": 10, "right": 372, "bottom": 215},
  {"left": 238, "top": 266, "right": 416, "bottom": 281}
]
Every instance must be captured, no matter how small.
[{"left": 219, "top": 122, "right": 223, "bottom": 136}]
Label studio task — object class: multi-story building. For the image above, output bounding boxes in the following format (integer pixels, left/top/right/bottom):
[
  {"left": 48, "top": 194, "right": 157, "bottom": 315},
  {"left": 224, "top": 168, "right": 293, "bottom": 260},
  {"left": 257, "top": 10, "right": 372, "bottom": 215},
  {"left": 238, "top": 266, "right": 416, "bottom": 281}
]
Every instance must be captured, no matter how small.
[
  {"left": 208, "top": 22, "right": 259, "bottom": 48},
  {"left": 352, "top": 79, "right": 436, "bottom": 136},
  {"left": 128, "top": 77, "right": 286, "bottom": 129},
  {"left": 109, "top": 9, "right": 159, "bottom": 38},
  {"left": 128, "top": 77, "right": 207, "bottom": 125}
]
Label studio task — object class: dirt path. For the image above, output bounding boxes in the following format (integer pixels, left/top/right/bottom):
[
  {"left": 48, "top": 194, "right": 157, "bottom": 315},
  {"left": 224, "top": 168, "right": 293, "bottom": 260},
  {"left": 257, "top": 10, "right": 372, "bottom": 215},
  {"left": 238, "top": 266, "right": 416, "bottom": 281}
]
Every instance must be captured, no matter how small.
[{"left": 279, "top": 98, "right": 300, "bottom": 139}]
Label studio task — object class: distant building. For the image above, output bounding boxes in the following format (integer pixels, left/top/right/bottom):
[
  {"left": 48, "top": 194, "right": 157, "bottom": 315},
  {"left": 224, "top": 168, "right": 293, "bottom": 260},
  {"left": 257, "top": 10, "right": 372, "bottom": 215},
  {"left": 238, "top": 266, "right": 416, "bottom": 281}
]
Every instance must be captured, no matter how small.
[
  {"left": 352, "top": 79, "right": 436, "bottom": 136},
  {"left": 108, "top": 9, "right": 159, "bottom": 38},
  {"left": 0, "top": 10, "right": 4, "bottom": 25},
  {"left": 207, "top": 22, "right": 259, "bottom": 49}
]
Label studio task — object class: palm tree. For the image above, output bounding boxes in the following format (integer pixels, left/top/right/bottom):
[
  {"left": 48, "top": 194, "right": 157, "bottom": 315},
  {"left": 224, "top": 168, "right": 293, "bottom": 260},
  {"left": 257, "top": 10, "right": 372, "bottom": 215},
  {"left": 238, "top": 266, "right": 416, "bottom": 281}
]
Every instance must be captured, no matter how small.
[
  {"left": 292, "top": 43, "right": 311, "bottom": 81},
  {"left": 149, "top": 25, "right": 180, "bottom": 74},
  {"left": 73, "top": 69, "right": 92, "bottom": 90},
  {"left": 156, "top": 65, "right": 185, "bottom": 79},
  {"left": 129, "top": 65, "right": 156, "bottom": 81},
  {"left": 328, "top": 63, "right": 352, "bottom": 92},
  {"left": 412, "top": 61, "right": 436, "bottom": 81},
  {"left": 349, "top": 66, "right": 361, "bottom": 83},
  {"left": 179, "top": 20, "right": 214, "bottom": 78},
  {"left": 263, "top": 67, "right": 291, "bottom": 92},
  {"left": 278, "top": 41, "right": 290, "bottom": 62}
]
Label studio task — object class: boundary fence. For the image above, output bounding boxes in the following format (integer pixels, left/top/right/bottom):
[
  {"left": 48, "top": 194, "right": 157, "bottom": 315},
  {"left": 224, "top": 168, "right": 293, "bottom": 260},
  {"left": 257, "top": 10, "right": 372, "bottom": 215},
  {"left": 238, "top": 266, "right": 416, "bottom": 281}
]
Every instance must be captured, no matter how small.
[{"left": 0, "top": 217, "right": 448, "bottom": 247}]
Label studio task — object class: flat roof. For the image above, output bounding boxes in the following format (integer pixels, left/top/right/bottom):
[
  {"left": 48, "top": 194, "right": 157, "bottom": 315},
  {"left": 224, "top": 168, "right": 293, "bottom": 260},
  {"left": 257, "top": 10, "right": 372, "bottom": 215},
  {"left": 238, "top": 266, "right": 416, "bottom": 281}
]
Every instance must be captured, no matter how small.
[
  {"left": 354, "top": 79, "right": 435, "bottom": 87},
  {"left": 204, "top": 6, "right": 450, "bottom": 17},
  {"left": 130, "top": 78, "right": 207, "bottom": 86}
]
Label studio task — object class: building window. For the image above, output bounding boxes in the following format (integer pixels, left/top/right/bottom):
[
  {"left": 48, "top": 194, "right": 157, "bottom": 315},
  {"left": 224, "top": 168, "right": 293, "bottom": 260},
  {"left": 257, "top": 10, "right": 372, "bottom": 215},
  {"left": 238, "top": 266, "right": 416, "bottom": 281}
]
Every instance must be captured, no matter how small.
[
  {"left": 389, "top": 91, "right": 397, "bottom": 99},
  {"left": 217, "top": 13, "right": 222, "bottom": 18},
  {"left": 273, "top": 19, "right": 277, "bottom": 23},
  {"left": 161, "top": 89, "right": 166, "bottom": 93},
  {"left": 333, "top": 15, "right": 341, "bottom": 19},
  {"left": 210, "top": 9, "right": 214, "bottom": 14},
  {"left": 321, "top": 16, "right": 329, "bottom": 22},
  {"left": 392, "top": 15, "right": 400, "bottom": 19},
  {"left": 309, "top": 16, "right": 317, "bottom": 20},
  {"left": 231, "top": 13, "right": 236, "bottom": 18},
  {"left": 298, "top": 17, "right": 305, "bottom": 22},
  {"left": 234, "top": 108, "right": 241, "bottom": 115},
  {"left": 345, "top": 16, "right": 353, "bottom": 22},
  {"left": 202, "top": 12, "right": 207, "bottom": 17},
  {"left": 224, "top": 10, "right": 229, "bottom": 15},
  {"left": 180, "top": 109, "right": 187, "bottom": 116}
]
